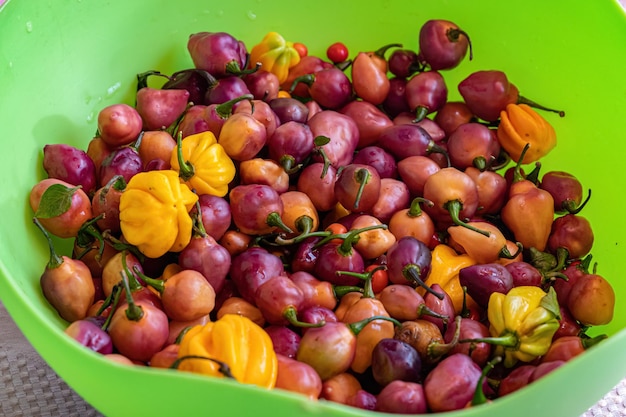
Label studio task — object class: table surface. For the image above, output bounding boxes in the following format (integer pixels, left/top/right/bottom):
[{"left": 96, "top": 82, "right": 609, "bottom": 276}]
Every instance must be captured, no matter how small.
[{"left": 2, "top": 302, "right": 626, "bottom": 416}]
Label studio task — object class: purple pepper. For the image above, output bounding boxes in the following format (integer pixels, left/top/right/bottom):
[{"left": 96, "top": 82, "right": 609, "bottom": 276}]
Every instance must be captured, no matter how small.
[
  {"left": 187, "top": 32, "right": 248, "bottom": 78},
  {"left": 43, "top": 144, "right": 97, "bottom": 196}
]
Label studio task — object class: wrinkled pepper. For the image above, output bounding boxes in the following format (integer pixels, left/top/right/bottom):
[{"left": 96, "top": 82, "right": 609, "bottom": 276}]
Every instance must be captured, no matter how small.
[
  {"left": 497, "top": 103, "right": 557, "bottom": 164},
  {"left": 501, "top": 145, "right": 555, "bottom": 252},
  {"left": 119, "top": 170, "right": 198, "bottom": 258},
  {"left": 419, "top": 244, "right": 478, "bottom": 314},
  {"left": 249, "top": 32, "right": 301, "bottom": 84},
  {"left": 477, "top": 286, "right": 561, "bottom": 368},
  {"left": 176, "top": 314, "right": 278, "bottom": 389},
  {"left": 170, "top": 131, "right": 236, "bottom": 197}
]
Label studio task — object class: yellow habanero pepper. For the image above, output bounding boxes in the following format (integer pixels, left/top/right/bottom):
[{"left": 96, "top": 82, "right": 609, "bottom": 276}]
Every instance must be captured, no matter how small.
[
  {"left": 170, "top": 131, "right": 236, "bottom": 197},
  {"left": 418, "top": 244, "right": 477, "bottom": 314},
  {"left": 249, "top": 32, "right": 301, "bottom": 84},
  {"left": 119, "top": 170, "right": 198, "bottom": 258},
  {"left": 176, "top": 314, "right": 278, "bottom": 389},
  {"left": 497, "top": 103, "right": 557, "bottom": 164},
  {"left": 483, "top": 286, "right": 560, "bottom": 368}
]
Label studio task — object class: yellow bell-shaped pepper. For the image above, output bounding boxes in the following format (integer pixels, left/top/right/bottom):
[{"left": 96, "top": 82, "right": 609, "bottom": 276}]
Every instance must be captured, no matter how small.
[
  {"left": 176, "top": 314, "right": 278, "bottom": 389},
  {"left": 170, "top": 131, "right": 236, "bottom": 197},
  {"left": 249, "top": 32, "right": 301, "bottom": 84},
  {"left": 497, "top": 103, "right": 557, "bottom": 164},
  {"left": 486, "top": 286, "right": 560, "bottom": 368},
  {"left": 119, "top": 170, "right": 198, "bottom": 258},
  {"left": 418, "top": 244, "right": 477, "bottom": 314}
]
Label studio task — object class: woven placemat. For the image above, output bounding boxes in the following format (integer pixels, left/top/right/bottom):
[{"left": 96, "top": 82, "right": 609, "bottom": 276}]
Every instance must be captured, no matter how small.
[{"left": 1, "top": 304, "right": 625, "bottom": 416}]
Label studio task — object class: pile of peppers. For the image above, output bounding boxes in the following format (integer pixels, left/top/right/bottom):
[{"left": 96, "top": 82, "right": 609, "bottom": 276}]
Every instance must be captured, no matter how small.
[{"left": 29, "top": 23, "right": 616, "bottom": 414}]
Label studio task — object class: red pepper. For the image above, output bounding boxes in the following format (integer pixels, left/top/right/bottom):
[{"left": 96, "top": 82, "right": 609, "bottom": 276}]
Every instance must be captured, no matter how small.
[{"left": 541, "top": 334, "right": 607, "bottom": 363}]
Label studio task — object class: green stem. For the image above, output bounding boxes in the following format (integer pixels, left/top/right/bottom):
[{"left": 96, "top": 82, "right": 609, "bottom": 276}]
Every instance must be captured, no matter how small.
[
  {"left": 444, "top": 200, "right": 491, "bottom": 237},
  {"left": 133, "top": 266, "right": 165, "bottom": 294},
  {"left": 403, "top": 264, "right": 444, "bottom": 300},
  {"left": 407, "top": 197, "right": 433, "bottom": 217},
  {"left": 174, "top": 326, "right": 193, "bottom": 345},
  {"left": 119, "top": 271, "right": 144, "bottom": 322},
  {"left": 448, "top": 27, "right": 473, "bottom": 60},
  {"left": 517, "top": 95, "right": 565, "bottom": 117},
  {"left": 33, "top": 218, "right": 63, "bottom": 269},
  {"left": 226, "top": 60, "right": 259, "bottom": 76},
  {"left": 333, "top": 285, "right": 364, "bottom": 298},
  {"left": 135, "top": 70, "right": 168, "bottom": 90},
  {"left": 525, "top": 162, "right": 542, "bottom": 185},
  {"left": 373, "top": 43, "right": 403, "bottom": 59},
  {"left": 564, "top": 189, "right": 592, "bottom": 215},
  {"left": 279, "top": 154, "right": 302, "bottom": 175},
  {"left": 512, "top": 143, "right": 531, "bottom": 183},
  {"left": 337, "top": 224, "right": 387, "bottom": 256},
  {"left": 166, "top": 102, "right": 193, "bottom": 137},
  {"left": 473, "top": 156, "right": 487, "bottom": 171},
  {"left": 346, "top": 315, "right": 402, "bottom": 335},
  {"left": 120, "top": 251, "right": 143, "bottom": 292},
  {"left": 416, "top": 303, "right": 450, "bottom": 323},
  {"left": 499, "top": 242, "right": 523, "bottom": 260},
  {"left": 266, "top": 212, "right": 293, "bottom": 234},
  {"left": 412, "top": 106, "right": 429, "bottom": 123},
  {"left": 427, "top": 141, "right": 451, "bottom": 167},
  {"left": 100, "top": 283, "right": 123, "bottom": 331},
  {"left": 290, "top": 73, "right": 315, "bottom": 93},
  {"left": 428, "top": 315, "right": 462, "bottom": 359},
  {"left": 170, "top": 355, "right": 236, "bottom": 379},
  {"left": 102, "top": 230, "right": 144, "bottom": 263},
  {"left": 175, "top": 131, "right": 195, "bottom": 181},
  {"left": 74, "top": 219, "right": 105, "bottom": 261},
  {"left": 581, "top": 334, "right": 608, "bottom": 350},
  {"left": 274, "top": 229, "right": 331, "bottom": 246},
  {"left": 459, "top": 332, "right": 519, "bottom": 348},
  {"left": 471, "top": 356, "right": 502, "bottom": 406},
  {"left": 283, "top": 306, "right": 325, "bottom": 328},
  {"left": 460, "top": 286, "right": 471, "bottom": 318},
  {"left": 215, "top": 94, "right": 254, "bottom": 118},
  {"left": 529, "top": 247, "right": 557, "bottom": 273},
  {"left": 313, "top": 136, "right": 332, "bottom": 179},
  {"left": 351, "top": 168, "right": 372, "bottom": 211},
  {"left": 336, "top": 265, "right": 385, "bottom": 299},
  {"left": 191, "top": 200, "right": 208, "bottom": 238}
]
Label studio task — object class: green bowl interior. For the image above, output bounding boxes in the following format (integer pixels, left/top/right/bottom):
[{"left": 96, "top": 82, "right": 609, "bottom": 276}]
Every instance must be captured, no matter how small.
[{"left": 1, "top": 1, "right": 626, "bottom": 416}]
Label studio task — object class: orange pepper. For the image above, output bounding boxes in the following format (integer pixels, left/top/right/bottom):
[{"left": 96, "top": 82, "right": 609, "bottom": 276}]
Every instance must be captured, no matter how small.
[
  {"left": 497, "top": 103, "right": 557, "bottom": 164},
  {"left": 342, "top": 296, "right": 395, "bottom": 374},
  {"left": 501, "top": 149, "right": 555, "bottom": 252},
  {"left": 447, "top": 221, "right": 515, "bottom": 264},
  {"left": 279, "top": 191, "right": 320, "bottom": 239},
  {"left": 350, "top": 214, "right": 396, "bottom": 260}
]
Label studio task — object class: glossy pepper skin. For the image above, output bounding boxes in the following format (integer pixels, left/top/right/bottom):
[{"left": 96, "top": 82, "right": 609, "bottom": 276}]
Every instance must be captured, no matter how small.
[
  {"left": 170, "top": 131, "right": 236, "bottom": 197},
  {"left": 176, "top": 314, "right": 278, "bottom": 389},
  {"left": 119, "top": 170, "right": 198, "bottom": 258},
  {"left": 497, "top": 104, "right": 557, "bottom": 164},
  {"left": 419, "top": 244, "right": 477, "bottom": 314},
  {"left": 502, "top": 176, "right": 555, "bottom": 252},
  {"left": 249, "top": 32, "right": 301, "bottom": 84},
  {"left": 486, "top": 286, "right": 560, "bottom": 368},
  {"left": 338, "top": 277, "right": 395, "bottom": 374}
]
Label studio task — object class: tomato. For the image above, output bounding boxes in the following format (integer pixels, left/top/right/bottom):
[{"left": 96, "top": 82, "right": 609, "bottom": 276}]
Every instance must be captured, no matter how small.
[
  {"left": 293, "top": 42, "right": 308, "bottom": 58},
  {"left": 326, "top": 42, "right": 349, "bottom": 64}
]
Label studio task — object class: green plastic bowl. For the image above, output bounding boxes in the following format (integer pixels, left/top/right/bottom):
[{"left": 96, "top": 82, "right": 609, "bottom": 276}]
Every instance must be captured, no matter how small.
[{"left": 1, "top": 0, "right": 625, "bottom": 416}]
